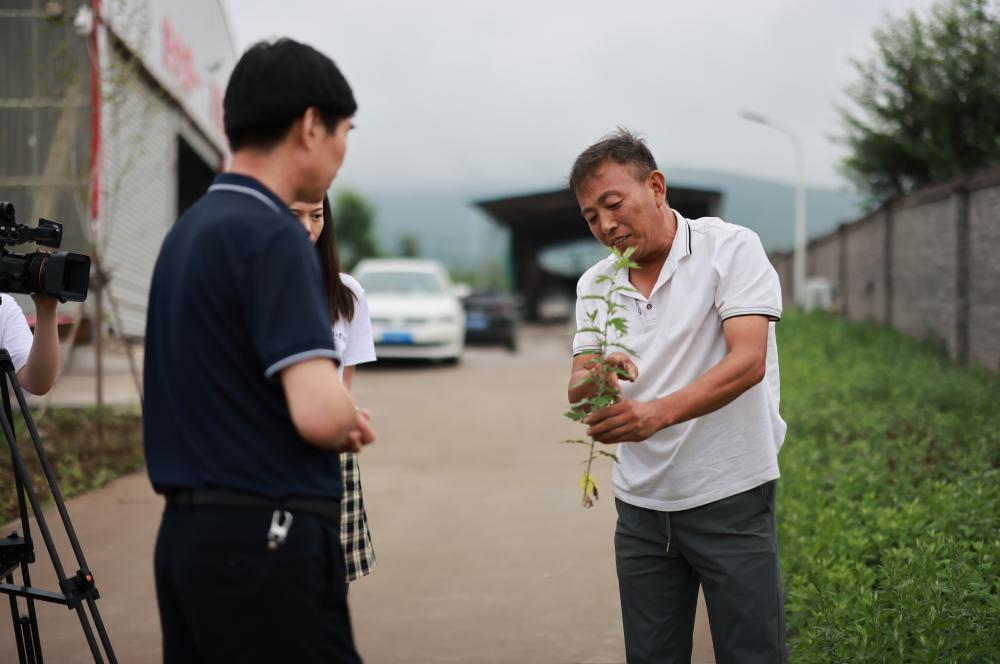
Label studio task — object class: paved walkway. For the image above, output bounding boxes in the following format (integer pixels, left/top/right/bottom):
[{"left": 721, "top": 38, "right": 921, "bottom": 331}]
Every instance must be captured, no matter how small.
[{"left": 1, "top": 328, "right": 715, "bottom": 662}]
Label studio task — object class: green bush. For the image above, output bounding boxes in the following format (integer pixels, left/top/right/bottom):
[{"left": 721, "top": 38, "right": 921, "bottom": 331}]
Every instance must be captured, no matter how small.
[{"left": 778, "top": 311, "right": 999, "bottom": 662}]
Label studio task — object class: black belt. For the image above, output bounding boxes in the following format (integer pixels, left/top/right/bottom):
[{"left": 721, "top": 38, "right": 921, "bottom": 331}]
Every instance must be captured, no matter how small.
[{"left": 166, "top": 488, "right": 341, "bottom": 523}]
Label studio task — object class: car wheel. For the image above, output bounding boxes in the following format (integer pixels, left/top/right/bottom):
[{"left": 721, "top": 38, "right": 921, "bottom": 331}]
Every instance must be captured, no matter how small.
[{"left": 505, "top": 336, "right": 517, "bottom": 353}]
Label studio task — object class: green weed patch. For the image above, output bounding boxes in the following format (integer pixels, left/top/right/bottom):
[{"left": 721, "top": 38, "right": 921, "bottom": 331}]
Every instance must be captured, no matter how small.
[
  {"left": 778, "top": 311, "right": 999, "bottom": 662},
  {"left": 0, "top": 408, "right": 144, "bottom": 525}
]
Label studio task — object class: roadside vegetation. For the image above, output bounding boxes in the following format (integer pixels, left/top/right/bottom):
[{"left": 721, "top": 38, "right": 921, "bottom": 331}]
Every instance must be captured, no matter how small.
[
  {"left": 0, "top": 408, "right": 143, "bottom": 524},
  {"left": 778, "top": 311, "right": 999, "bottom": 661}
]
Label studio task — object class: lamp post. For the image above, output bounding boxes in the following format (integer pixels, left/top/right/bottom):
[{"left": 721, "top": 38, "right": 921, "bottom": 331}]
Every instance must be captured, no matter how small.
[{"left": 739, "top": 110, "right": 807, "bottom": 309}]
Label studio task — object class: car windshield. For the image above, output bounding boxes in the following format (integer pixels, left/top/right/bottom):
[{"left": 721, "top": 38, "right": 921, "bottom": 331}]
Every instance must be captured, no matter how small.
[{"left": 358, "top": 271, "right": 446, "bottom": 295}]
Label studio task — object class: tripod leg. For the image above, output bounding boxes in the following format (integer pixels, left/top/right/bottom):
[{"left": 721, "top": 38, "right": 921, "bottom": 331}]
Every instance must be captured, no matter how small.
[
  {"left": 85, "top": 598, "right": 117, "bottom": 664},
  {"left": 23, "top": 598, "right": 42, "bottom": 663},
  {"left": 71, "top": 602, "right": 105, "bottom": 664},
  {"left": 4, "top": 390, "right": 45, "bottom": 664},
  {"left": 0, "top": 371, "right": 110, "bottom": 663},
  {"left": 18, "top": 615, "right": 38, "bottom": 664},
  {"left": 6, "top": 576, "right": 28, "bottom": 664}
]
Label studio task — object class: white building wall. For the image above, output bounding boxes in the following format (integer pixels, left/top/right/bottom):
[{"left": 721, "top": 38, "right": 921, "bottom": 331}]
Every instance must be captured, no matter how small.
[
  {"left": 96, "top": 0, "right": 233, "bottom": 338},
  {"left": 99, "top": 47, "right": 179, "bottom": 338}
]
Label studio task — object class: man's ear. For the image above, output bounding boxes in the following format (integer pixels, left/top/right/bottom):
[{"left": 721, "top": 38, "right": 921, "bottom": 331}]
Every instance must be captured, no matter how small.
[
  {"left": 298, "top": 106, "right": 322, "bottom": 149},
  {"left": 649, "top": 170, "right": 667, "bottom": 207}
]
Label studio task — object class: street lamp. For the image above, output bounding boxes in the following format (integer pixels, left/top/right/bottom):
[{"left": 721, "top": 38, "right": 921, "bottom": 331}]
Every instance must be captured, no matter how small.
[{"left": 739, "top": 110, "right": 807, "bottom": 309}]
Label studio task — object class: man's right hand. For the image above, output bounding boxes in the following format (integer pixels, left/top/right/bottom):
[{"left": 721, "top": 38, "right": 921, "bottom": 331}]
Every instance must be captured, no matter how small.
[{"left": 281, "top": 358, "right": 358, "bottom": 450}]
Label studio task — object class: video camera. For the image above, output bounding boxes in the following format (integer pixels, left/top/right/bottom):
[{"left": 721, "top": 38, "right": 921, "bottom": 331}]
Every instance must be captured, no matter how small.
[{"left": 0, "top": 201, "right": 90, "bottom": 302}]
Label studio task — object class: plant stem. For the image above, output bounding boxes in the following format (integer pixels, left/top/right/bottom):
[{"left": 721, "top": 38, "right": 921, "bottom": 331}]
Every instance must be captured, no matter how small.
[
  {"left": 582, "top": 284, "right": 616, "bottom": 506},
  {"left": 582, "top": 437, "right": 596, "bottom": 506}
]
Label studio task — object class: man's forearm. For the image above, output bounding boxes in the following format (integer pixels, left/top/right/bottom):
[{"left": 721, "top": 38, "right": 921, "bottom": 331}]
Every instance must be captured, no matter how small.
[
  {"left": 19, "top": 308, "right": 60, "bottom": 394},
  {"left": 651, "top": 348, "right": 765, "bottom": 430},
  {"left": 567, "top": 353, "right": 601, "bottom": 404},
  {"left": 568, "top": 368, "right": 598, "bottom": 404}
]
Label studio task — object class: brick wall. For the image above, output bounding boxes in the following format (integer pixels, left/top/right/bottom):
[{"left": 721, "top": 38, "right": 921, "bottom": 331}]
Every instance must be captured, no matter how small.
[
  {"left": 769, "top": 167, "right": 1000, "bottom": 373},
  {"left": 892, "top": 194, "right": 959, "bottom": 355},
  {"left": 969, "top": 179, "right": 1000, "bottom": 371},
  {"left": 843, "top": 211, "right": 888, "bottom": 324}
]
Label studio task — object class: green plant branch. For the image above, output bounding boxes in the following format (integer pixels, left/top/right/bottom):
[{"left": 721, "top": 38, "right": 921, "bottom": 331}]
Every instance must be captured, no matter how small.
[{"left": 563, "top": 247, "right": 640, "bottom": 508}]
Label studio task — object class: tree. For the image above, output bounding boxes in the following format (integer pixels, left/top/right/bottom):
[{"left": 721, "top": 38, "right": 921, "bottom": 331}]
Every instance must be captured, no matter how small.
[
  {"left": 839, "top": 0, "right": 1000, "bottom": 202},
  {"left": 397, "top": 234, "right": 421, "bottom": 258},
  {"left": 332, "top": 189, "right": 380, "bottom": 270}
]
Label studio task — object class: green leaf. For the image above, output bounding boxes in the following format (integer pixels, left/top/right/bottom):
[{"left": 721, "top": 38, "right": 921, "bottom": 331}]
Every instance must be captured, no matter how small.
[
  {"left": 591, "top": 395, "right": 614, "bottom": 410},
  {"left": 608, "top": 342, "right": 639, "bottom": 357},
  {"left": 609, "top": 317, "right": 628, "bottom": 334}
]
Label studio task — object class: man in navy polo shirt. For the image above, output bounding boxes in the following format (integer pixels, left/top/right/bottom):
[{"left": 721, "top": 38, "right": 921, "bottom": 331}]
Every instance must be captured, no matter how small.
[{"left": 144, "top": 39, "right": 373, "bottom": 663}]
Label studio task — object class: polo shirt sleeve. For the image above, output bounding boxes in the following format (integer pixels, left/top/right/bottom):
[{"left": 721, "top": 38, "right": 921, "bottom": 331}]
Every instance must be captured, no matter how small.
[
  {"left": 340, "top": 275, "right": 376, "bottom": 367},
  {"left": 0, "top": 295, "right": 33, "bottom": 372},
  {"left": 240, "top": 222, "right": 341, "bottom": 378},
  {"left": 714, "top": 229, "right": 783, "bottom": 322},
  {"left": 572, "top": 276, "right": 603, "bottom": 357}
]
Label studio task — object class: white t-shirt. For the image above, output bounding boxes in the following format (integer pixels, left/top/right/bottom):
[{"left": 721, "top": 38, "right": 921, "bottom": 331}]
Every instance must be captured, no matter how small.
[
  {"left": 573, "top": 211, "right": 785, "bottom": 512},
  {"left": 333, "top": 274, "right": 376, "bottom": 378},
  {"left": 0, "top": 294, "right": 33, "bottom": 373}
]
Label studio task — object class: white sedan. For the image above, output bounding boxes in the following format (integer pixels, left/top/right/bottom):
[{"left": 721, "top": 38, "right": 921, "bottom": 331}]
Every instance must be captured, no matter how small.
[{"left": 353, "top": 259, "right": 466, "bottom": 363}]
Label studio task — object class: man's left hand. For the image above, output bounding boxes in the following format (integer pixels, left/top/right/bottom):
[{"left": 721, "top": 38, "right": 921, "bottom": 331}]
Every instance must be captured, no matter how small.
[
  {"left": 30, "top": 293, "right": 59, "bottom": 315},
  {"left": 585, "top": 400, "right": 662, "bottom": 443}
]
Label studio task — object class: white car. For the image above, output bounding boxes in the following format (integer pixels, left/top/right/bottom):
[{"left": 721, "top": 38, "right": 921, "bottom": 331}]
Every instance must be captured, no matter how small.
[{"left": 353, "top": 259, "right": 466, "bottom": 362}]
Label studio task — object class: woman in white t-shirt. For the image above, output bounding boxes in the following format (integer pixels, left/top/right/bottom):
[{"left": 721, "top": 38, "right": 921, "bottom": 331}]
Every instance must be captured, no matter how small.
[
  {"left": 0, "top": 293, "right": 61, "bottom": 395},
  {"left": 291, "top": 195, "right": 378, "bottom": 583}
]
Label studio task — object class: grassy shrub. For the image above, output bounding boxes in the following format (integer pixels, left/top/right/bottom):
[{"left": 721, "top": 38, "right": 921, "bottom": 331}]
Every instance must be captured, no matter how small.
[
  {"left": 778, "top": 311, "right": 999, "bottom": 662},
  {"left": 0, "top": 408, "right": 143, "bottom": 524}
]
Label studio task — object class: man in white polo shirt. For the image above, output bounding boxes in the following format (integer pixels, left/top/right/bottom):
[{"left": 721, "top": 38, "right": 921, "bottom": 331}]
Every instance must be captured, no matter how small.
[{"left": 567, "top": 128, "right": 786, "bottom": 663}]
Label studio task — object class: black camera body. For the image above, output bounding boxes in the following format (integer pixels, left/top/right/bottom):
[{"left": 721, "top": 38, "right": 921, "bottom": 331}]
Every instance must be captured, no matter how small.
[{"left": 0, "top": 201, "right": 91, "bottom": 303}]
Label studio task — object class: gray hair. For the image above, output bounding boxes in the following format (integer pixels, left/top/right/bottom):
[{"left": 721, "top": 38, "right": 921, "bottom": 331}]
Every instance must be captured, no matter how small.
[{"left": 568, "top": 127, "right": 658, "bottom": 195}]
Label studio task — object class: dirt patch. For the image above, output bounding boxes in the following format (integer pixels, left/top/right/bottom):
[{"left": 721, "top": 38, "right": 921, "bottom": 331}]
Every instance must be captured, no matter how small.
[{"left": 0, "top": 408, "right": 144, "bottom": 524}]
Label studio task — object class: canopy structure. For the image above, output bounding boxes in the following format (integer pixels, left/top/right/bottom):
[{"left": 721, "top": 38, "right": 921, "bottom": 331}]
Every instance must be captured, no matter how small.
[{"left": 477, "top": 185, "right": 722, "bottom": 319}]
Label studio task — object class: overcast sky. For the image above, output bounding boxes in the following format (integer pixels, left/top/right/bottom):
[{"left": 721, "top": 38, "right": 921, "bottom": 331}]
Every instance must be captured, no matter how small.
[{"left": 223, "top": 0, "right": 937, "bottom": 196}]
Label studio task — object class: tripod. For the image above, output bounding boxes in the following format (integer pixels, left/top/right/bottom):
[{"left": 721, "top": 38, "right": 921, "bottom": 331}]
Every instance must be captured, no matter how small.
[{"left": 0, "top": 349, "right": 117, "bottom": 663}]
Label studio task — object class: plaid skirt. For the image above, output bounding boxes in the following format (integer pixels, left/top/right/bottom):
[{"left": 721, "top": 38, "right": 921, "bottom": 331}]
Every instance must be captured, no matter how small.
[{"left": 339, "top": 451, "right": 375, "bottom": 582}]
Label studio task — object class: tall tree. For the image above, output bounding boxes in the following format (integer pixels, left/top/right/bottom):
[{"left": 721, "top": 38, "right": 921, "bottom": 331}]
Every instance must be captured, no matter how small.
[
  {"left": 839, "top": 0, "right": 1000, "bottom": 202},
  {"left": 397, "top": 234, "right": 421, "bottom": 258},
  {"left": 332, "top": 189, "right": 380, "bottom": 270}
]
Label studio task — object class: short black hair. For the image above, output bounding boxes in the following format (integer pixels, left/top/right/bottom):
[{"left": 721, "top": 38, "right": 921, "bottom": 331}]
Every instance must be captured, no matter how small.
[
  {"left": 568, "top": 127, "right": 658, "bottom": 195},
  {"left": 224, "top": 38, "right": 357, "bottom": 152}
]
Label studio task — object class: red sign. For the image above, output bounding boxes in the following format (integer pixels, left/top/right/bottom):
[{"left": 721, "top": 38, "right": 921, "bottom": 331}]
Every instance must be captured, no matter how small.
[
  {"left": 210, "top": 84, "right": 224, "bottom": 135},
  {"left": 161, "top": 18, "right": 201, "bottom": 94}
]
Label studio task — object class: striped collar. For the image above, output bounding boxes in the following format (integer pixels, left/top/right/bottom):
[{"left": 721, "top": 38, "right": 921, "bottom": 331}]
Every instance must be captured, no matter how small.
[{"left": 207, "top": 173, "right": 289, "bottom": 216}]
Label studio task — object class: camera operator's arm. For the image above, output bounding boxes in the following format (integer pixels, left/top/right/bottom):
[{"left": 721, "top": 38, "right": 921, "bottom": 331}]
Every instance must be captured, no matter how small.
[
  {"left": 16, "top": 295, "right": 60, "bottom": 395},
  {"left": 281, "top": 358, "right": 368, "bottom": 451}
]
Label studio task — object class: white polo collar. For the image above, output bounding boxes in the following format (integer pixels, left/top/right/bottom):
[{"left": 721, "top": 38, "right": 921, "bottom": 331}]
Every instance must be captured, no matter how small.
[{"left": 614, "top": 209, "right": 693, "bottom": 300}]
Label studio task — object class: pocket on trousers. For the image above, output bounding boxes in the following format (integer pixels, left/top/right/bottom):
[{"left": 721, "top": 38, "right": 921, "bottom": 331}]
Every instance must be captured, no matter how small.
[
  {"left": 614, "top": 498, "right": 643, "bottom": 533},
  {"left": 758, "top": 480, "right": 776, "bottom": 516}
]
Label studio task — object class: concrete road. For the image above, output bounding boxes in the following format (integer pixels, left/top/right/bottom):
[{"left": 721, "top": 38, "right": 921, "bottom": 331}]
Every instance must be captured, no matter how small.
[{"left": 0, "top": 326, "right": 714, "bottom": 663}]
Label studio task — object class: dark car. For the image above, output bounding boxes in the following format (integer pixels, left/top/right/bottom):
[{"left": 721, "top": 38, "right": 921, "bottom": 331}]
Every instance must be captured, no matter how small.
[{"left": 462, "top": 290, "right": 519, "bottom": 352}]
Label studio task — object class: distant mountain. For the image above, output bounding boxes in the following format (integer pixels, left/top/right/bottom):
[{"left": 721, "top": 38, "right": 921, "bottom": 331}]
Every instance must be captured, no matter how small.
[
  {"left": 343, "top": 168, "right": 864, "bottom": 279},
  {"left": 663, "top": 166, "right": 864, "bottom": 251}
]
